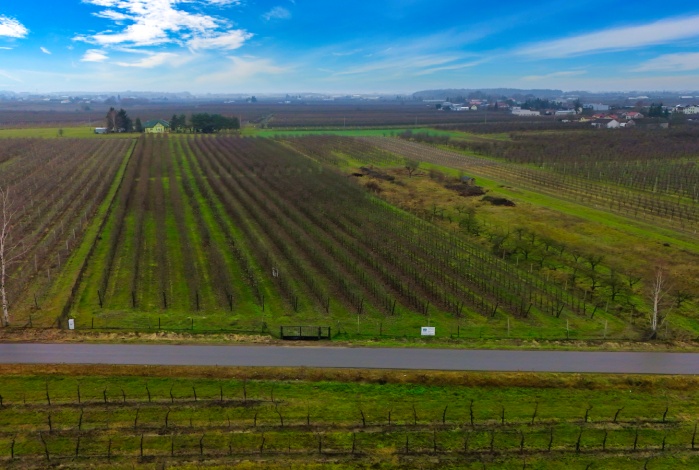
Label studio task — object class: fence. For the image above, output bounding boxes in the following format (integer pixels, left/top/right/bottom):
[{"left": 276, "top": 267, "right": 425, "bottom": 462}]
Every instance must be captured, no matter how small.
[
  {"left": 9, "top": 313, "right": 675, "bottom": 343},
  {"left": 280, "top": 326, "right": 331, "bottom": 340}
]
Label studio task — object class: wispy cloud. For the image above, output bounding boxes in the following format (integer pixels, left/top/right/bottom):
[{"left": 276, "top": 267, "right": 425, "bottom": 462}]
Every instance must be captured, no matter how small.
[
  {"left": 334, "top": 54, "right": 462, "bottom": 76},
  {"left": 517, "top": 15, "right": 699, "bottom": 58},
  {"left": 522, "top": 70, "right": 587, "bottom": 81},
  {"left": 332, "top": 49, "right": 363, "bottom": 57},
  {"left": 0, "top": 15, "right": 28, "bottom": 38},
  {"left": 633, "top": 53, "right": 699, "bottom": 72},
  {"left": 81, "top": 49, "right": 109, "bottom": 62},
  {"left": 188, "top": 30, "right": 252, "bottom": 50},
  {"left": 262, "top": 6, "right": 291, "bottom": 21},
  {"left": 116, "top": 52, "right": 187, "bottom": 68},
  {"left": 75, "top": 0, "right": 251, "bottom": 51},
  {"left": 414, "top": 59, "right": 488, "bottom": 76},
  {"left": 0, "top": 69, "right": 22, "bottom": 82},
  {"left": 225, "top": 56, "right": 287, "bottom": 77},
  {"left": 196, "top": 55, "right": 287, "bottom": 84},
  {"left": 40, "top": 47, "right": 51, "bottom": 55}
]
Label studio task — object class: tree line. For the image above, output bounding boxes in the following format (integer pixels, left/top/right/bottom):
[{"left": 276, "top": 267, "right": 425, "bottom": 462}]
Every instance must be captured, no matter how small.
[{"left": 104, "top": 109, "right": 240, "bottom": 133}]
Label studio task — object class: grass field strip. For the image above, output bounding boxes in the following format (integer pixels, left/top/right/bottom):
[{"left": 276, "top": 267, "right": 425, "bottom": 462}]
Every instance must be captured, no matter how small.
[{"left": 0, "top": 374, "right": 698, "bottom": 468}]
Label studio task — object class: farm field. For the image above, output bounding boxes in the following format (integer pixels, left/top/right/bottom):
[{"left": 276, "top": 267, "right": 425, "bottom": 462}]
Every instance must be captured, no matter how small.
[
  {"left": 0, "top": 124, "right": 697, "bottom": 344},
  {"left": 1, "top": 365, "right": 698, "bottom": 469},
  {"left": 0, "top": 137, "right": 134, "bottom": 325},
  {"left": 0, "top": 117, "right": 698, "bottom": 469}
]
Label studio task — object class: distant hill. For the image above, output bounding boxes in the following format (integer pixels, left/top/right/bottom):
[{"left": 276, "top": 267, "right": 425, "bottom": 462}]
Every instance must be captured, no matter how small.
[{"left": 413, "top": 88, "right": 564, "bottom": 100}]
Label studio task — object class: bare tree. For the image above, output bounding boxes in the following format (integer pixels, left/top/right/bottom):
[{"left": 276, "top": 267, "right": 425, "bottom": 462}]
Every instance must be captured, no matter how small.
[
  {"left": 649, "top": 267, "right": 671, "bottom": 338},
  {"left": 405, "top": 158, "right": 420, "bottom": 177},
  {"left": 0, "top": 187, "right": 26, "bottom": 326}
]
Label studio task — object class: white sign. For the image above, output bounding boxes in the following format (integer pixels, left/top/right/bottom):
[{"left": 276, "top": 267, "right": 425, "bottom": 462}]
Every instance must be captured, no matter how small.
[
  {"left": 68, "top": 318, "right": 75, "bottom": 330},
  {"left": 421, "top": 326, "right": 435, "bottom": 336}
]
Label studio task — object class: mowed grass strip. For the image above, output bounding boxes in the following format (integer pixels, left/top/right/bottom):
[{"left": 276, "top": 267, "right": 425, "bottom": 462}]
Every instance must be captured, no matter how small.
[{"left": 0, "top": 368, "right": 698, "bottom": 467}]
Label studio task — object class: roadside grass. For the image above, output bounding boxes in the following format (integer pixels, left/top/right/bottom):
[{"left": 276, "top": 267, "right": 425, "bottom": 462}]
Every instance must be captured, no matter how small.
[
  {"left": 0, "top": 366, "right": 698, "bottom": 467},
  {"left": 0, "top": 127, "right": 135, "bottom": 139}
]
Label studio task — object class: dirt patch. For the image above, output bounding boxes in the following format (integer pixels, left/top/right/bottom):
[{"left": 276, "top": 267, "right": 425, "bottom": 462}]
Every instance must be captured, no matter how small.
[{"left": 482, "top": 195, "right": 516, "bottom": 206}]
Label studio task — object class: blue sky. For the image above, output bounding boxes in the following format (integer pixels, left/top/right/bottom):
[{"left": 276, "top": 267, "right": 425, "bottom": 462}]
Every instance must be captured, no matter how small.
[{"left": 1, "top": 0, "right": 699, "bottom": 94}]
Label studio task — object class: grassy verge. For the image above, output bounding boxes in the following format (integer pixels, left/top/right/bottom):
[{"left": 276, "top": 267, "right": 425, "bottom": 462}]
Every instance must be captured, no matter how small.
[
  {"left": 0, "top": 127, "right": 135, "bottom": 139},
  {"left": 2, "top": 328, "right": 699, "bottom": 352},
  {"left": 0, "top": 365, "right": 698, "bottom": 468}
]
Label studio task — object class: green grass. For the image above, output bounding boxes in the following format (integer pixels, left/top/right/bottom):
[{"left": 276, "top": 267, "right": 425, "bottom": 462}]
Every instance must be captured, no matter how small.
[
  {"left": 0, "top": 367, "right": 698, "bottom": 468},
  {"left": 247, "top": 127, "right": 469, "bottom": 139},
  {"left": 0, "top": 127, "right": 135, "bottom": 139}
]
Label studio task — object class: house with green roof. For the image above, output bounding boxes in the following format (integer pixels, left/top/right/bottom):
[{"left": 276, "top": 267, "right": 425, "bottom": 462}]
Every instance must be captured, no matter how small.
[{"left": 143, "top": 119, "right": 170, "bottom": 133}]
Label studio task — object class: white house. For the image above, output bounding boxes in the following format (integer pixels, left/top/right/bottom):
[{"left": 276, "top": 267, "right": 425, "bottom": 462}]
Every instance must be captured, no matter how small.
[
  {"left": 684, "top": 106, "right": 699, "bottom": 115},
  {"left": 511, "top": 107, "right": 540, "bottom": 116},
  {"left": 591, "top": 119, "right": 620, "bottom": 129}
]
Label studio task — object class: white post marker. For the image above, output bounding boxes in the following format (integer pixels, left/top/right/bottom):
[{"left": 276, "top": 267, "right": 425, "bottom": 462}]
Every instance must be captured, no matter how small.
[
  {"left": 421, "top": 326, "right": 435, "bottom": 336},
  {"left": 68, "top": 319, "right": 75, "bottom": 330}
]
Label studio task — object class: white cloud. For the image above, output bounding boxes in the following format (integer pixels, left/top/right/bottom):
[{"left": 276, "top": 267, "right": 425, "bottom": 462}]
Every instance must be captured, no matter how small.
[
  {"left": 262, "top": 6, "right": 291, "bottom": 21},
  {"left": 334, "top": 54, "right": 464, "bottom": 76},
  {"left": 0, "top": 46, "right": 12, "bottom": 50},
  {"left": 0, "top": 69, "right": 22, "bottom": 82},
  {"left": 205, "top": 0, "right": 242, "bottom": 4},
  {"left": 414, "top": 59, "right": 488, "bottom": 76},
  {"left": 76, "top": 0, "right": 250, "bottom": 51},
  {"left": 115, "top": 52, "right": 184, "bottom": 68},
  {"left": 197, "top": 55, "right": 287, "bottom": 83},
  {"left": 332, "top": 49, "right": 363, "bottom": 57},
  {"left": 522, "top": 70, "right": 587, "bottom": 81},
  {"left": 81, "top": 49, "right": 109, "bottom": 62},
  {"left": 0, "top": 15, "right": 28, "bottom": 38},
  {"left": 633, "top": 53, "right": 699, "bottom": 72},
  {"left": 188, "top": 30, "right": 252, "bottom": 50},
  {"left": 226, "top": 56, "right": 287, "bottom": 77},
  {"left": 517, "top": 15, "right": 699, "bottom": 58},
  {"left": 40, "top": 47, "right": 51, "bottom": 55}
]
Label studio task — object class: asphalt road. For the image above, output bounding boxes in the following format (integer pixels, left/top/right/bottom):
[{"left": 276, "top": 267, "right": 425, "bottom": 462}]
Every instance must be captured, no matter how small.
[{"left": 0, "top": 343, "right": 698, "bottom": 374}]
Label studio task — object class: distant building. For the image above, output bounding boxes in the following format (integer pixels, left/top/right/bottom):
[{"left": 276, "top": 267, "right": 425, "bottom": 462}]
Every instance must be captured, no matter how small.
[
  {"left": 511, "top": 107, "right": 540, "bottom": 116},
  {"left": 591, "top": 119, "right": 620, "bottom": 129},
  {"left": 143, "top": 119, "right": 170, "bottom": 133},
  {"left": 94, "top": 127, "right": 108, "bottom": 134}
]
